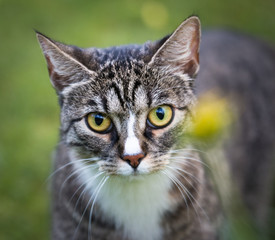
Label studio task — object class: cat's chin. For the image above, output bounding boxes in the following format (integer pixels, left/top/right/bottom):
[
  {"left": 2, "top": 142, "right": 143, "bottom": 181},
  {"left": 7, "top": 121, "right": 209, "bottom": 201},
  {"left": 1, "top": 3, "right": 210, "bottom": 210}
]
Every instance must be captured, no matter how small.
[
  {"left": 108, "top": 170, "right": 164, "bottom": 184},
  {"left": 113, "top": 169, "right": 149, "bottom": 179},
  {"left": 118, "top": 168, "right": 171, "bottom": 185},
  {"left": 120, "top": 173, "right": 148, "bottom": 182}
]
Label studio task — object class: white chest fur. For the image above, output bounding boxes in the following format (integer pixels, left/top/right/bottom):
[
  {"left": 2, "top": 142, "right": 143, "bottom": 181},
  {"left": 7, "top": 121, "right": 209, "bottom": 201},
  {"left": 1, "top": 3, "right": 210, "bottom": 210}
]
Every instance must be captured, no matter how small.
[
  {"left": 75, "top": 160, "right": 173, "bottom": 240},
  {"left": 98, "top": 174, "right": 172, "bottom": 240}
]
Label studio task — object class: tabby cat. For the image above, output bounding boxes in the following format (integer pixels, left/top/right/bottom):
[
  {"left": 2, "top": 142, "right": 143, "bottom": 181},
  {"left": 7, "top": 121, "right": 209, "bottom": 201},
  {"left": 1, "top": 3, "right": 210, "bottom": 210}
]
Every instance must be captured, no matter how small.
[{"left": 37, "top": 16, "right": 275, "bottom": 240}]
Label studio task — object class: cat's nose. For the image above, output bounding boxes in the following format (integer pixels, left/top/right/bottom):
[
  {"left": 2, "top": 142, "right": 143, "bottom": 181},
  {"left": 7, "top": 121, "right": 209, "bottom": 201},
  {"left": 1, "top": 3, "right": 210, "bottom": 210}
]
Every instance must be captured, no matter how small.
[{"left": 122, "top": 153, "right": 145, "bottom": 169}]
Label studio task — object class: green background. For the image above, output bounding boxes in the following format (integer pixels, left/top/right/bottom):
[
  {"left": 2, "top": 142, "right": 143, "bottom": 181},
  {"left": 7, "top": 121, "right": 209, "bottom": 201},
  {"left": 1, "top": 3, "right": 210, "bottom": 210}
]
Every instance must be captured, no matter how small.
[{"left": 0, "top": 0, "right": 274, "bottom": 239}]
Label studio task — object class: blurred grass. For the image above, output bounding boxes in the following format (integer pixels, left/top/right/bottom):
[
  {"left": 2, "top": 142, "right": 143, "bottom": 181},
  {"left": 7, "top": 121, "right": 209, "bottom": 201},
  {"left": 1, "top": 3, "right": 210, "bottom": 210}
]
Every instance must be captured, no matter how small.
[{"left": 0, "top": 0, "right": 274, "bottom": 239}]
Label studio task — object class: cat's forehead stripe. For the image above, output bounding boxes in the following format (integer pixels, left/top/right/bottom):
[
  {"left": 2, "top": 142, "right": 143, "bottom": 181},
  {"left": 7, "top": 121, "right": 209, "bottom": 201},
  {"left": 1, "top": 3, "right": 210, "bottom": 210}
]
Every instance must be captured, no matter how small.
[
  {"left": 101, "top": 96, "right": 108, "bottom": 113},
  {"left": 131, "top": 80, "right": 142, "bottom": 105},
  {"left": 109, "top": 82, "right": 125, "bottom": 110},
  {"left": 105, "top": 88, "right": 124, "bottom": 114},
  {"left": 132, "top": 84, "right": 150, "bottom": 110}
]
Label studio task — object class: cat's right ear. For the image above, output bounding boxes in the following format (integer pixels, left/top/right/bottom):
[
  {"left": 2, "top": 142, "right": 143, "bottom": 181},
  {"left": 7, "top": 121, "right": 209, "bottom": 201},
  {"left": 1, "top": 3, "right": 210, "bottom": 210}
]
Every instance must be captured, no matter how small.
[
  {"left": 149, "top": 16, "right": 201, "bottom": 78},
  {"left": 36, "top": 32, "right": 95, "bottom": 92}
]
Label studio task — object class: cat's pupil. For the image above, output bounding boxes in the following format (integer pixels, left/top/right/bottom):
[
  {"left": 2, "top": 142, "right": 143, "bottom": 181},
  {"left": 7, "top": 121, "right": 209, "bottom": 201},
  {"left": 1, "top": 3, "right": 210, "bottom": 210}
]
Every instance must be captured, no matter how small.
[
  {"left": 95, "top": 114, "right": 104, "bottom": 126},
  {"left": 156, "top": 107, "right": 165, "bottom": 120}
]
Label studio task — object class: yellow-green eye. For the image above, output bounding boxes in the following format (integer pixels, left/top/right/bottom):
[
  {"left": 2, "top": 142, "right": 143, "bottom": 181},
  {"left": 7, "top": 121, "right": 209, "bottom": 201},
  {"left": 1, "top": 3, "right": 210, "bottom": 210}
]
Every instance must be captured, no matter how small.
[
  {"left": 86, "top": 113, "right": 112, "bottom": 133},
  {"left": 147, "top": 105, "right": 173, "bottom": 128}
]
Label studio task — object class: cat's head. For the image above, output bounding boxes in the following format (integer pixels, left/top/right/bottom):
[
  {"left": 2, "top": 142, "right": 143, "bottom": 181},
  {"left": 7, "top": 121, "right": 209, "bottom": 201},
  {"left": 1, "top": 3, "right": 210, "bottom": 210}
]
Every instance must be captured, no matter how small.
[{"left": 37, "top": 16, "right": 200, "bottom": 177}]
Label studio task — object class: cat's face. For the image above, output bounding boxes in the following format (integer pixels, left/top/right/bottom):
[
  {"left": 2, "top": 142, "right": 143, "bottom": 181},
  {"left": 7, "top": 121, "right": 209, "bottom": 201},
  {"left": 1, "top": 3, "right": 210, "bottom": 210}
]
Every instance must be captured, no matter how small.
[
  {"left": 60, "top": 61, "right": 195, "bottom": 176},
  {"left": 37, "top": 16, "right": 200, "bottom": 177}
]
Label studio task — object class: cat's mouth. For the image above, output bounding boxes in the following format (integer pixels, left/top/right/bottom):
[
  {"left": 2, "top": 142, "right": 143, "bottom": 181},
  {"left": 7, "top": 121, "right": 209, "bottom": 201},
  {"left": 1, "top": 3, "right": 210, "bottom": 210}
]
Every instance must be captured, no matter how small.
[
  {"left": 107, "top": 168, "right": 165, "bottom": 183},
  {"left": 96, "top": 156, "right": 170, "bottom": 177}
]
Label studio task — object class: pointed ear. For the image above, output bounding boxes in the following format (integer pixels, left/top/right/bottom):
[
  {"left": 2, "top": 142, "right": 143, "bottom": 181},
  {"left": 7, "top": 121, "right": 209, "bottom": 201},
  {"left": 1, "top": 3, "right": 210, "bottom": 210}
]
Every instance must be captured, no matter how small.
[
  {"left": 149, "top": 16, "right": 201, "bottom": 77},
  {"left": 36, "top": 32, "right": 95, "bottom": 92}
]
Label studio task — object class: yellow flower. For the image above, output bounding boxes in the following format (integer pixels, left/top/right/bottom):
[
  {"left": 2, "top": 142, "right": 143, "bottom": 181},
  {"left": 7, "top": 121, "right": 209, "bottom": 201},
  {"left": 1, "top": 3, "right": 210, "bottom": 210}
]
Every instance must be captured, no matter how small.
[{"left": 191, "top": 91, "right": 232, "bottom": 141}]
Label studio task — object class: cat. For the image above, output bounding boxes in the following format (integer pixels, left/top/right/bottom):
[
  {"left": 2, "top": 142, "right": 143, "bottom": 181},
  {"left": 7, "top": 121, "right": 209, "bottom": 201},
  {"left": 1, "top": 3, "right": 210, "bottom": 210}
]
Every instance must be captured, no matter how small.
[{"left": 37, "top": 16, "right": 275, "bottom": 240}]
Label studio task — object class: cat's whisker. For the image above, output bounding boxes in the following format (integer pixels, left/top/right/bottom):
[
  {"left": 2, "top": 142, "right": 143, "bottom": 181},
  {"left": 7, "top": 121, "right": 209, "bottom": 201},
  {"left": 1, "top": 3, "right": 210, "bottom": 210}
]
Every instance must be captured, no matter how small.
[
  {"left": 170, "top": 158, "right": 203, "bottom": 170},
  {"left": 75, "top": 157, "right": 102, "bottom": 161},
  {"left": 169, "top": 148, "right": 207, "bottom": 155},
  {"left": 161, "top": 170, "right": 190, "bottom": 219},
  {"left": 59, "top": 163, "right": 99, "bottom": 200},
  {"left": 69, "top": 171, "right": 105, "bottom": 206},
  {"left": 170, "top": 156, "right": 210, "bottom": 169},
  {"left": 173, "top": 158, "right": 213, "bottom": 175},
  {"left": 72, "top": 172, "right": 105, "bottom": 221},
  {"left": 170, "top": 149, "right": 213, "bottom": 172},
  {"left": 169, "top": 158, "right": 199, "bottom": 169},
  {"left": 166, "top": 165, "right": 202, "bottom": 184},
  {"left": 46, "top": 157, "right": 100, "bottom": 182},
  {"left": 88, "top": 176, "right": 109, "bottom": 240},
  {"left": 166, "top": 166, "right": 206, "bottom": 221},
  {"left": 169, "top": 156, "right": 213, "bottom": 220},
  {"left": 171, "top": 169, "right": 209, "bottom": 222},
  {"left": 98, "top": 161, "right": 119, "bottom": 173},
  {"left": 165, "top": 170, "right": 202, "bottom": 223},
  {"left": 99, "top": 163, "right": 117, "bottom": 167},
  {"left": 73, "top": 175, "right": 107, "bottom": 240}
]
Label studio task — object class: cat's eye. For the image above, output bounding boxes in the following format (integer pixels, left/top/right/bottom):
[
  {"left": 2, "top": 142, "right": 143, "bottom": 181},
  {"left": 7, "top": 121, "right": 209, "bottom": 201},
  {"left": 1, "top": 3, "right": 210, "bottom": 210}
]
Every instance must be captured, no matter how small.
[
  {"left": 147, "top": 105, "right": 173, "bottom": 128},
  {"left": 86, "top": 112, "right": 112, "bottom": 133}
]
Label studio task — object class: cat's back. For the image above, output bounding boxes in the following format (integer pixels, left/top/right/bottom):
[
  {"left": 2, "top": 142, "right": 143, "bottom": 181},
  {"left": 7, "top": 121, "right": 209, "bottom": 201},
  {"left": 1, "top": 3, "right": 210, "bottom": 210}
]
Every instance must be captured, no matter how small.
[
  {"left": 197, "top": 29, "right": 275, "bottom": 94},
  {"left": 196, "top": 29, "right": 275, "bottom": 226}
]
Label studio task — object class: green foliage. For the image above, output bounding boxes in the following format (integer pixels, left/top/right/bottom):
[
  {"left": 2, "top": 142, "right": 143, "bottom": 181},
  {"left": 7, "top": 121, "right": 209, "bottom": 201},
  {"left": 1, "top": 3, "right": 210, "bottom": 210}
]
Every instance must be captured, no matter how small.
[{"left": 0, "top": 0, "right": 274, "bottom": 239}]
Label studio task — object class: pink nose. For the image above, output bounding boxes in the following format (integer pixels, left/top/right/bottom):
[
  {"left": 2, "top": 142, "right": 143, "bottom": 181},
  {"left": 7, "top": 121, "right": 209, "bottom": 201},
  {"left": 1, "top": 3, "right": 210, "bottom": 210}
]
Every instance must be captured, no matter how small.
[{"left": 122, "top": 153, "right": 145, "bottom": 169}]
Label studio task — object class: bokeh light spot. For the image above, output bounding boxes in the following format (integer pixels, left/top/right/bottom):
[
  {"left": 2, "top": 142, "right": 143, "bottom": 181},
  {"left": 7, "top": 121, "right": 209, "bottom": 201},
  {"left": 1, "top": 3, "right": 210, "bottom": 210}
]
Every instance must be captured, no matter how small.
[
  {"left": 191, "top": 91, "right": 232, "bottom": 141},
  {"left": 141, "top": 1, "right": 168, "bottom": 29}
]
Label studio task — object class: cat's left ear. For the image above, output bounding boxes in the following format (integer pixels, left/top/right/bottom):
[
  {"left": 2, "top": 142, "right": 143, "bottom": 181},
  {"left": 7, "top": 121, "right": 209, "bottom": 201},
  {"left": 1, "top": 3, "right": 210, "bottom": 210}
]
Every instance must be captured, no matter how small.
[{"left": 149, "top": 16, "right": 201, "bottom": 78}]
